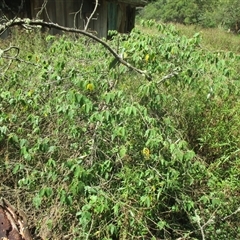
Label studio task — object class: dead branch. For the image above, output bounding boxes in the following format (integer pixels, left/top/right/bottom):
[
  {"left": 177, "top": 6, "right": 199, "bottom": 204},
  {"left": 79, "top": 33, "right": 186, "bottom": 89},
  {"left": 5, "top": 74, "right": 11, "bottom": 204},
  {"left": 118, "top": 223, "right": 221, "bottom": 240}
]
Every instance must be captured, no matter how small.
[
  {"left": 222, "top": 206, "right": 240, "bottom": 221},
  {"left": 194, "top": 210, "right": 206, "bottom": 240},
  {"left": 72, "top": 2, "right": 83, "bottom": 29},
  {"left": 36, "top": 0, "right": 52, "bottom": 22},
  {"left": 0, "top": 18, "right": 151, "bottom": 79},
  {"left": 84, "top": 0, "right": 98, "bottom": 31},
  {"left": 36, "top": 0, "right": 48, "bottom": 19},
  {"left": 0, "top": 46, "right": 20, "bottom": 74},
  {"left": 156, "top": 69, "right": 179, "bottom": 84},
  {"left": 0, "top": 45, "right": 19, "bottom": 59}
]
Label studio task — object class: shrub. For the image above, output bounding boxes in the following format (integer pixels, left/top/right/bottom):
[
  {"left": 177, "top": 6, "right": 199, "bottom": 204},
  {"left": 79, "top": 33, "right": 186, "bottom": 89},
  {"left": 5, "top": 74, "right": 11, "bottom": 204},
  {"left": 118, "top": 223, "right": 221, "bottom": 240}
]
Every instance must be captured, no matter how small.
[{"left": 0, "top": 21, "right": 240, "bottom": 239}]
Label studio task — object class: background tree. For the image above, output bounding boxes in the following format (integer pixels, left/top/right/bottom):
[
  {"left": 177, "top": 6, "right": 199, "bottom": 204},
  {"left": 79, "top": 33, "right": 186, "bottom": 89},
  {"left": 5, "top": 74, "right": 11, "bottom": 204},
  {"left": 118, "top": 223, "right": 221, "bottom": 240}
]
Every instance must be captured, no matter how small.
[
  {"left": 139, "top": 0, "right": 217, "bottom": 24},
  {"left": 219, "top": 0, "right": 240, "bottom": 32},
  {"left": 139, "top": 0, "right": 240, "bottom": 32}
]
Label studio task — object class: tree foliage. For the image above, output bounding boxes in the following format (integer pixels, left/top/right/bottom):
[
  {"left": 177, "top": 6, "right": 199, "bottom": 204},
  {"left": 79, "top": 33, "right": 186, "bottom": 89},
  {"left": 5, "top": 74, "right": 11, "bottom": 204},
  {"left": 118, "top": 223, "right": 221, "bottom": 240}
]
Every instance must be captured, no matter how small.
[
  {"left": 140, "top": 0, "right": 240, "bottom": 32},
  {"left": 220, "top": 0, "right": 240, "bottom": 31}
]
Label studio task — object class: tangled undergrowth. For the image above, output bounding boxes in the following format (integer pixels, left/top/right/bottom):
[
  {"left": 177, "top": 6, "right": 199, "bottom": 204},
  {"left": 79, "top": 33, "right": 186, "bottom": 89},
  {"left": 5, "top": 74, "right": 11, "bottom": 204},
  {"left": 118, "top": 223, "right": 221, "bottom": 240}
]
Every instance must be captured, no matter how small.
[{"left": 0, "top": 21, "right": 240, "bottom": 239}]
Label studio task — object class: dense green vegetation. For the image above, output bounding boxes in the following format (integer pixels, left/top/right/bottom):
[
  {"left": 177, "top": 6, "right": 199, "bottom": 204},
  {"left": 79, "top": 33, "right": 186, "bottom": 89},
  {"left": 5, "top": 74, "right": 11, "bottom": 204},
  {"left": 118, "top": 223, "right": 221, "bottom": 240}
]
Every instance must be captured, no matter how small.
[
  {"left": 140, "top": 0, "right": 240, "bottom": 32},
  {"left": 1, "top": 20, "right": 240, "bottom": 239}
]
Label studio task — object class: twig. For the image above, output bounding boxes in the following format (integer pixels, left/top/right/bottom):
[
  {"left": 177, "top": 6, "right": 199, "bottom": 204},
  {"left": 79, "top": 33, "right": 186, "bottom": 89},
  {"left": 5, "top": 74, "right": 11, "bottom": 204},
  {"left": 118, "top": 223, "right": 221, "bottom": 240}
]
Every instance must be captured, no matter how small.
[
  {"left": 194, "top": 210, "right": 206, "bottom": 240},
  {"left": 156, "top": 70, "right": 179, "bottom": 84},
  {"left": 36, "top": 0, "right": 48, "bottom": 19},
  {"left": 0, "top": 46, "right": 19, "bottom": 58},
  {"left": 0, "top": 46, "right": 20, "bottom": 74},
  {"left": 89, "top": 121, "right": 100, "bottom": 165},
  {"left": 222, "top": 206, "right": 240, "bottom": 221},
  {"left": 63, "top": 232, "right": 74, "bottom": 239},
  {"left": 72, "top": 3, "right": 83, "bottom": 29},
  {"left": 84, "top": 0, "right": 98, "bottom": 31},
  {"left": 194, "top": 209, "right": 216, "bottom": 240},
  {"left": 86, "top": 218, "right": 94, "bottom": 240}
]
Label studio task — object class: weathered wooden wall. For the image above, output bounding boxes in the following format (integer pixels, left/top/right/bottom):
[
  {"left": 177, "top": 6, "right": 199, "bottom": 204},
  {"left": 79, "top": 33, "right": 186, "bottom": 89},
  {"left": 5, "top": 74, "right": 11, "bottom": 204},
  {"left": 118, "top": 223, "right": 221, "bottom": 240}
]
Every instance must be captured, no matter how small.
[
  {"left": 0, "top": 0, "right": 145, "bottom": 38},
  {"left": 30, "top": 0, "right": 137, "bottom": 37},
  {"left": 107, "top": 2, "right": 135, "bottom": 34},
  {"left": 31, "top": 0, "right": 108, "bottom": 37}
]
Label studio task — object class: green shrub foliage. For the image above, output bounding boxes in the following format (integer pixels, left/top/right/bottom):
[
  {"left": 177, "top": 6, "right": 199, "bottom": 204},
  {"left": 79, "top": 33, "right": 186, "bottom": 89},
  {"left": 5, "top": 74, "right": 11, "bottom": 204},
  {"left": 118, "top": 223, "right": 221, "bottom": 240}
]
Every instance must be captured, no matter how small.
[
  {"left": 0, "top": 21, "right": 240, "bottom": 239},
  {"left": 140, "top": 0, "right": 240, "bottom": 32}
]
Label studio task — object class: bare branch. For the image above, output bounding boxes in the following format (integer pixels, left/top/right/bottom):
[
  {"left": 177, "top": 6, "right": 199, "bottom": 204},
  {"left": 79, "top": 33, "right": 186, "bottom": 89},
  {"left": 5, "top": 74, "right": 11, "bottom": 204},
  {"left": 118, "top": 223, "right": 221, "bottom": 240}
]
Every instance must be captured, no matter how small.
[
  {"left": 84, "top": 0, "right": 98, "bottom": 31},
  {"left": 156, "top": 69, "right": 179, "bottom": 84},
  {"left": 0, "top": 45, "right": 20, "bottom": 74},
  {"left": 0, "top": 46, "right": 19, "bottom": 59},
  {"left": 36, "top": 0, "right": 48, "bottom": 19},
  {"left": 35, "top": 0, "right": 52, "bottom": 22},
  {"left": 222, "top": 206, "right": 240, "bottom": 221},
  {"left": 194, "top": 210, "right": 206, "bottom": 240},
  {"left": 72, "top": 2, "right": 83, "bottom": 29}
]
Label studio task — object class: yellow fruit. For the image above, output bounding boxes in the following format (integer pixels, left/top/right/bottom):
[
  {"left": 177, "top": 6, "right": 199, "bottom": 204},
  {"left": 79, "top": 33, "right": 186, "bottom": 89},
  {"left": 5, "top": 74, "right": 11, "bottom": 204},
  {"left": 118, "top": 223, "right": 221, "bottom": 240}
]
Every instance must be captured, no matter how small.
[
  {"left": 28, "top": 89, "right": 34, "bottom": 97},
  {"left": 142, "top": 147, "right": 150, "bottom": 159},
  {"left": 86, "top": 83, "right": 94, "bottom": 91},
  {"left": 145, "top": 54, "right": 149, "bottom": 62},
  {"left": 145, "top": 54, "right": 150, "bottom": 62}
]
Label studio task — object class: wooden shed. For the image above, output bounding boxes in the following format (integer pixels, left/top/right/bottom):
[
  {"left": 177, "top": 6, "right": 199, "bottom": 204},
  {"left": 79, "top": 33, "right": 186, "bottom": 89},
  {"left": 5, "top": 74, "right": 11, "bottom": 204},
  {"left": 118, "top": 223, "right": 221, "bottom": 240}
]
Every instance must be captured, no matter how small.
[{"left": 1, "top": 0, "right": 147, "bottom": 38}]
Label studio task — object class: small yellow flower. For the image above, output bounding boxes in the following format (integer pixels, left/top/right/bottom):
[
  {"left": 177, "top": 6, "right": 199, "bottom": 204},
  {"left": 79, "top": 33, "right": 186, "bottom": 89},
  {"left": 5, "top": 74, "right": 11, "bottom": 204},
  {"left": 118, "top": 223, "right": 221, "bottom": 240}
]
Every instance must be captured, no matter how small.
[
  {"left": 86, "top": 83, "right": 94, "bottom": 91},
  {"left": 28, "top": 89, "right": 34, "bottom": 97},
  {"left": 142, "top": 147, "right": 150, "bottom": 159},
  {"left": 145, "top": 54, "right": 150, "bottom": 62}
]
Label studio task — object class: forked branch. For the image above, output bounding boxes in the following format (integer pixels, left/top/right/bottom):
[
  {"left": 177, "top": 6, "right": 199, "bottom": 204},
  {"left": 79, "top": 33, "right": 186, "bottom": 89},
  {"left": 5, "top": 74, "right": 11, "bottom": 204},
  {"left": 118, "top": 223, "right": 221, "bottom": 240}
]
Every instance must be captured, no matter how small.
[
  {"left": 36, "top": 0, "right": 48, "bottom": 19},
  {"left": 84, "top": 0, "right": 98, "bottom": 31}
]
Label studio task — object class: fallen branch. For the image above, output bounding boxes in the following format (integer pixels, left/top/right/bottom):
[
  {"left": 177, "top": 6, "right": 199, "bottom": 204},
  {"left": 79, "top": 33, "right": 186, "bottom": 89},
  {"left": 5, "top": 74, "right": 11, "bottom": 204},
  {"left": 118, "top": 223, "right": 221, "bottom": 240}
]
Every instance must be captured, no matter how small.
[{"left": 0, "top": 18, "right": 151, "bottom": 80}]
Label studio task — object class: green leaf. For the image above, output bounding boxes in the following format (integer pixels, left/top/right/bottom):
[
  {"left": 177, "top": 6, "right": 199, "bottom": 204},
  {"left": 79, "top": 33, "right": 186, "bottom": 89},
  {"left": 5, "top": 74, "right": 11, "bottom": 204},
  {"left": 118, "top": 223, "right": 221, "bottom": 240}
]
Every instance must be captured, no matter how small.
[
  {"left": 109, "top": 58, "right": 119, "bottom": 69},
  {"left": 113, "top": 203, "right": 119, "bottom": 216},
  {"left": 33, "top": 195, "right": 42, "bottom": 208},
  {"left": 119, "top": 145, "right": 127, "bottom": 158},
  {"left": 157, "top": 221, "right": 167, "bottom": 230}
]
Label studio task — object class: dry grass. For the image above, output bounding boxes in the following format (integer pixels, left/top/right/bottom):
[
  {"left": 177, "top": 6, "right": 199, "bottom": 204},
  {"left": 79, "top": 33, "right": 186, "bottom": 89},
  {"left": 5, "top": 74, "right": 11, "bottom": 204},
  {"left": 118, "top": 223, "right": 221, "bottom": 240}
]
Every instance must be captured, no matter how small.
[
  {"left": 174, "top": 23, "right": 240, "bottom": 53},
  {"left": 137, "top": 22, "right": 240, "bottom": 54}
]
